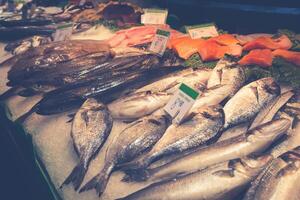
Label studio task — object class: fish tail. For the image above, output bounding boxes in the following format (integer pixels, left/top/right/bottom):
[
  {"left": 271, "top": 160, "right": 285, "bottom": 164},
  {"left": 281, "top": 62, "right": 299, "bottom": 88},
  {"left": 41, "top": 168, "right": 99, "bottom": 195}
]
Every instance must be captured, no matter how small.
[
  {"left": 121, "top": 169, "right": 151, "bottom": 182},
  {"left": 60, "top": 161, "right": 87, "bottom": 191},
  {"left": 15, "top": 103, "right": 39, "bottom": 124},
  {"left": 79, "top": 164, "right": 113, "bottom": 197},
  {"left": 0, "top": 87, "right": 18, "bottom": 101}
]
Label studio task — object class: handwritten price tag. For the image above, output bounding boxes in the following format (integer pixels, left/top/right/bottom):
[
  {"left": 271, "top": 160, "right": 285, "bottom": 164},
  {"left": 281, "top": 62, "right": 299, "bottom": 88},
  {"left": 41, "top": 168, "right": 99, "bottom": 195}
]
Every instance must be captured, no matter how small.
[
  {"left": 141, "top": 9, "right": 168, "bottom": 25},
  {"left": 186, "top": 23, "right": 218, "bottom": 39},
  {"left": 53, "top": 23, "right": 73, "bottom": 42},
  {"left": 149, "top": 29, "right": 170, "bottom": 56},
  {"left": 164, "top": 83, "right": 199, "bottom": 124}
]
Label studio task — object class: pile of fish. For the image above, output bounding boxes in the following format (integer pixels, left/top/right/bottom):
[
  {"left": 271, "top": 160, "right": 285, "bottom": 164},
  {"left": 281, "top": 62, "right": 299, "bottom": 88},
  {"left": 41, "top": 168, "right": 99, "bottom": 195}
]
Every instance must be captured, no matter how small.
[{"left": 41, "top": 57, "right": 298, "bottom": 199}]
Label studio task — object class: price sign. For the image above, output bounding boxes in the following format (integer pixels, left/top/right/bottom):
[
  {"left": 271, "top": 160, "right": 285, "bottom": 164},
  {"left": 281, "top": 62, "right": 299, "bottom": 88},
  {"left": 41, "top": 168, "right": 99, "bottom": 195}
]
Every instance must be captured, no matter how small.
[
  {"left": 53, "top": 23, "right": 73, "bottom": 42},
  {"left": 141, "top": 9, "right": 168, "bottom": 25},
  {"left": 164, "top": 83, "right": 199, "bottom": 124},
  {"left": 186, "top": 23, "right": 218, "bottom": 39},
  {"left": 149, "top": 29, "right": 170, "bottom": 56}
]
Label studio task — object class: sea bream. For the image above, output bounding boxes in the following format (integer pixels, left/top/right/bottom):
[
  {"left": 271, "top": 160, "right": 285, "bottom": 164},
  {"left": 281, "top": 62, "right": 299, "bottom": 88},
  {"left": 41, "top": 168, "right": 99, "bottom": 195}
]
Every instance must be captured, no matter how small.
[
  {"left": 124, "top": 118, "right": 290, "bottom": 182},
  {"left": 223, "top": 77, "right": 281, "bottom": 129},
  {"left": 79, "top": 111, "right": 171, "bottom": 197},
  {"left": 118, "top": 154, "right": 273, "bottom": 200},
  {"left": 243, "top": 146, "right": 300, "bottom": 200},
  {"left": 61, "top": 98, "right": 113, "bottom": 190},
  {"left": 119, "top": 105, "right": 224, "bottom": 172},
  {"left": 107, "top": 91, "right": 171, "bottom": 121}
]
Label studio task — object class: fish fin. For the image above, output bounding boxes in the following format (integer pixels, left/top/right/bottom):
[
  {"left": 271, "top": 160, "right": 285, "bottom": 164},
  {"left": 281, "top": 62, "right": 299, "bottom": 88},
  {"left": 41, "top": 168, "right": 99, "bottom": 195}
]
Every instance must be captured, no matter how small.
[
  {"left": 15, "top": 103, "right": 39, "bottom": 124},
  {"left": 0, "top": 87, "right": 18, "bottom": 101},
  {"left": 118, "top": 157, "right": 150, "bottom": 171},
  {"left": 212, "top": 170, "right": 234, "bottom": 177},
  {"left": 66, "top": 113, "right": 76, "bottom": 123},
  {"left": 121, "top": 169, "right": 150, "bottom": 182},
  {"left": 60, "top": 161, "right": 87, "bottom": 191},
  {"left": 79, "top": 173, "right": 108, "bottom": 197},
  {"left": 250, "top": 86, "right": 259, "bottom": 103}
]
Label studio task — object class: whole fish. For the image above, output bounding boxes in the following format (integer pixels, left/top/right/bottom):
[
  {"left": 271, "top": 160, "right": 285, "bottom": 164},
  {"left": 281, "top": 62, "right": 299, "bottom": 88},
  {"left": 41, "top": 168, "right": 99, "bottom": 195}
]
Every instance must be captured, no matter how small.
[
  {"left": 60, "top": 98, "right": 113, "bottom": 190},
  {"left": 243, "top": 146, "right": 300, "bottom": 200},
  {"left": 79, "top": 111, "right": 171, "bottom": 196},
  {"left": 124, "top": 118, "right": 290, "bottom": 182},
  {"left": 223, "top": 77, "right": 280, "bottom": 129},
  {"left": 190, "top": 58, "right": 245, "bottom": 112},
  {"left": 118, "top": 154, "right": 273, "bottom": 200},
  {"left": 107, "top": 91, "right": 171, "bottom": 120},
  {"left": 119, "top": 105, "right": 224, "bottom": 172}
]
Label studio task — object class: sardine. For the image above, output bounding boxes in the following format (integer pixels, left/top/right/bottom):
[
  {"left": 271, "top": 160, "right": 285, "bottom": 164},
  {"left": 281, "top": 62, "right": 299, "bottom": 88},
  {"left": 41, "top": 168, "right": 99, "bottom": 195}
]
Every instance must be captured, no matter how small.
[
  {"left": 79, "top": 112, "right": 171, "bottom": 196},
  {"left": 118, "top": 154, "right": 273, "bottom": 200},
  {"left": 107, "top": 91, "right": 171, "bottom": 120},
  {"left": 243, "top": 146, "right": 300, "bottom": 200},
  {"left": 124, "top": 118, "right": 290, "bottom": 182},
  {"left": 223, "top": 77, "right": 281, "bottom": 129},
  {"left": 60, "top": 98, "right": 113, "bottom": 190},
  {"left": 119, "top": 105, "right": 224, "bottom": 172}
]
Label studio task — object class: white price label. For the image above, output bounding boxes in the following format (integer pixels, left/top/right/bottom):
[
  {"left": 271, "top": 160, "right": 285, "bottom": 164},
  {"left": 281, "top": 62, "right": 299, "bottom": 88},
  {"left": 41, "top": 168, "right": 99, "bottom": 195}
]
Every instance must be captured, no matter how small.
[
  {"left": 186, "top": 23, "right": 218, "bottom": 39},
  {"left": 149, "top": 29, "right": 170, "bottom": 56},
  {"left": 141, "top": 9, "right": 168, "bottom": 25},
  {"left": 164, "top": 83, "right": 199, "bottom": 124},
  {"left": 53, "top": 23, "right": 73, "bottom": 42}
]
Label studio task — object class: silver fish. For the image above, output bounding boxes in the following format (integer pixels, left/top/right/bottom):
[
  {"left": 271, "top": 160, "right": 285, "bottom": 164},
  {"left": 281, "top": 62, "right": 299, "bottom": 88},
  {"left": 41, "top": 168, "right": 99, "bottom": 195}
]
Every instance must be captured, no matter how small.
[
  {"left": 79, "top": 111, "right": 171, "bottom": 197},
  {"left": 136, "top": 68, "right": 211, "bottom": 94},
  {"left": 119, "top": 105, "right": 224, "bottom": 172},
  {"left": 244, "top": 146, "right": 300, "bottom": 200},
  {"left": 107, "top": 91, "right": 171, "bottom": 120},
  {"left": 125, "top": 118, "right": 290, "bottom": 182},
  {"left": 118, "top": 154, "right": 273, "bottom": 200},
  {"left": 271, "top": 121, "right": 300, "bottom": 158},
  {"left": 250, "top": 90, "right": 294, "bottom": 130},
  {"left": 61, "top": 98, "right": 113, "bottom": 190},
  {"left": 190, "top": 59, "right": 245, "bottom": 112},
  {"left": 223, "top": 77, "right": 281, "bottom": 129}
]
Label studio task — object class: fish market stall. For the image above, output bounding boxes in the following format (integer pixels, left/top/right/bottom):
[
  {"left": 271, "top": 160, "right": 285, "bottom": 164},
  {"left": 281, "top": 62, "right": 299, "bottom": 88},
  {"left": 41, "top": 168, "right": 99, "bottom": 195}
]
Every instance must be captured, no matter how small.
[{"left": 1, "top": 1, "right": 300, "bottom": 200}]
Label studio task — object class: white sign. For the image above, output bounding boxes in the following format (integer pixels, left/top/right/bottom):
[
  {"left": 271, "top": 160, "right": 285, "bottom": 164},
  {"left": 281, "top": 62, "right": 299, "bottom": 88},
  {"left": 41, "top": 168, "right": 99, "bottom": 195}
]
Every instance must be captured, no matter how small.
[
  {"left": 53, "top": 23, "right": 73, "bottom": 42},
  {"left": 186, "top": 23, "right": 219, "bottom": 39},
  {"left": 141, "top": 9, "right": 168, "bottom": 25},
  {"left": 164, "top": 83, "right": 199, "bottom": 124},
  {"left": 149, "top": 29, "right": 170, "bottom": 56}
]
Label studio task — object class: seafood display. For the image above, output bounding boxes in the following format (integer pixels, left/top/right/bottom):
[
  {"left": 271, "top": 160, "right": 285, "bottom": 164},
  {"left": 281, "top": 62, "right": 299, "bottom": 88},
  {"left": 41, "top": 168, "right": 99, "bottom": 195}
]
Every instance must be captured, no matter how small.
[{"left": 1, "top": 2, "right": 300, "bottom": 200}]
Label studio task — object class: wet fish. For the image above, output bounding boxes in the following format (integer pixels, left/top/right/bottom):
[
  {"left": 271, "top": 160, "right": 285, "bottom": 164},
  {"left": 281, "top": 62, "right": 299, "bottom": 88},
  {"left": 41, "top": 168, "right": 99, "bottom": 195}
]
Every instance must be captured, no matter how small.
[
  {"left": 79, "top": 111, "right": 171, "bottom": 196},
  {"left": 118, "top": 154, "right": 273, "bottom": 200},
  {"left": 60, "top": 98, "right": 113, "bottom": 190},
  {"left": 190, "top": 58, "right": 246, "bottom": 112},
  {"left": 107, "top": 91, "right": 171, "bottom": 121},
  {"left": 119, "top": 105, "right": 224, "bottom": 172},
  {"left": 250, "top": 90, "right": 294, "bottom": 130},
  {"left": 124, "top": 118, "right": 290, "bottom": 182},
  {"left": 243, "top": 146, "right": 300, "bottom": 200},
  {"left": 271, "top": 121, "right": 300, "bottom": 158},
  {"left": 223, "top": 77, "right": 281, "bottom": 129}
]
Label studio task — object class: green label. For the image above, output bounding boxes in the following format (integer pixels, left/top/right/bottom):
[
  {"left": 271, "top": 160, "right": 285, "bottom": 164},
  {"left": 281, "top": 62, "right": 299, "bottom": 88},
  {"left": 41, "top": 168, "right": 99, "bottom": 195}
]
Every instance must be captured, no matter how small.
[
  {"left": 144, "top": 8, "right": 168, "bottom": 14},
  {"left": 157, "top": 29, "right": 170, "bottom": 37},
  {"left": 57, "top": 23, "right": 73, "bottom": 29},
  {"left": 185, "top": 22, "right": 217, "bottom": 31},
  {"left": 179, "top": 83, "right": 199, "bottom": 100}
]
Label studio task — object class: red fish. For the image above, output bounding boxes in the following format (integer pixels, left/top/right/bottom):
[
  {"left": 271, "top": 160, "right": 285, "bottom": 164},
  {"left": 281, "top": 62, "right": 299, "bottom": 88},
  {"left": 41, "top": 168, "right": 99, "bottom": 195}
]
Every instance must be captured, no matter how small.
[
  {"left": 172, "top": 37, "right": 204, "bottom": 59},
  {"left": 197, "top": 41, "right": 242, "bottom": 61},
  {"left": 243, "top": 35, "right": 292, "bottom": 51},
  {"left": 239, "top": 49, "right": 273, "bottom": 67},
  {"left": 272, "top": 49, "right": 300, "bottom": 66},
  {"left": 208, "top": 34, "right": 240, "bottom": 46}
]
